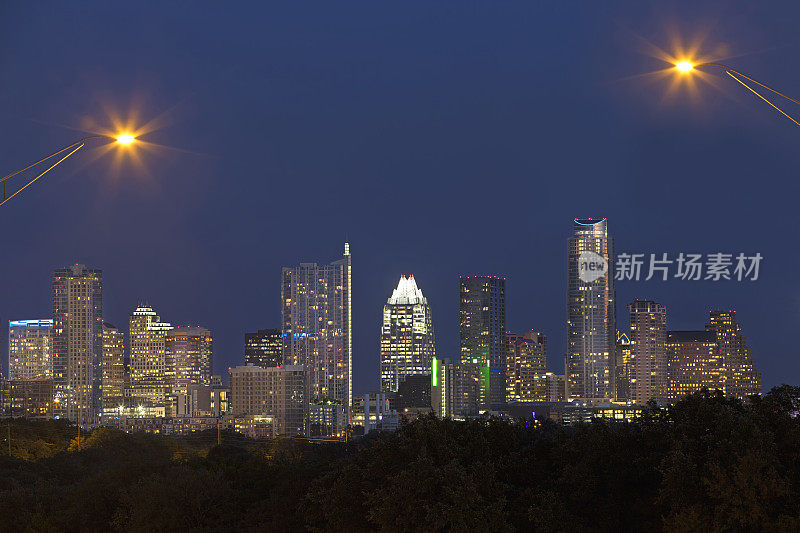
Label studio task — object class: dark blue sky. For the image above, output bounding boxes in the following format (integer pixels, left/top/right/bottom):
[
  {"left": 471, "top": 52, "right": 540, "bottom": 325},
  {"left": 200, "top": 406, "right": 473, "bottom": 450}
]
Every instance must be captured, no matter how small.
[{"left": 2, "top": 1, "right": 799, "bottom": 395}]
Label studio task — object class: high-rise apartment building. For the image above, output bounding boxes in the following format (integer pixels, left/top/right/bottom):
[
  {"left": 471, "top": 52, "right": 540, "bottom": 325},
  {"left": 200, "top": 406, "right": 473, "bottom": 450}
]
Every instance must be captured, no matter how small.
[
  {"left": 8, "top": 319, "right": 53, "bottom": 381},
  {"left": 380, "top": 275, "right": 435, "bottom": 393},
  {"left": 505, "top": 330, "right": 547, "bottom": 402},
  {"left": 229, "top": 364, "right": 306, "bottom": 436},
  {"left": 628, "top": 300, "right": 667, "bottom": 405},
  {"left": 101, "top": 322, "right": 125, "bottom": 413},
  {"left": 244, "top": 328, "right": 282, "bottom": 368},
  {"left": 566, "top": 218, "right": 616, "bottom": 402},
  {"left": 665, "top": 330, "right": 722, "bottom": 402},
  {"left": 52, "top": 264, "right": 103, "bottom": 425},
  {"left": 282, "top": 243, "right": 352, "bottom": 432},
  {"left": 705, "top": 310, "right": 761, "bottom": 400},
  {"left": 459, "top": 276, "right": 506, "bottom": 407},
  {"left": 166, "top": 326, "right": 213, "bottom": 408},
  {"left": 129, "top": 305, "right": 173, "bottom": 411}
]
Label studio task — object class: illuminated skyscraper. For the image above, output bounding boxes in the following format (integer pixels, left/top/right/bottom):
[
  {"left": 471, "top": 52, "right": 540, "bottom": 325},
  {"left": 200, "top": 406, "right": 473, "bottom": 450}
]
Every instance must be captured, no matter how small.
[
  {"left": 566, "top": 218, "right": 616, "bottom": 401},
  {"left": 166, "top": 326, "right": 213, "bottom": 409},
  {"left": 705, "top": 310, "right": 761, "bottom": 399},
  {"left": 8, "top": 319, "right": 53, "bottom": 381},
  {"left": 282, "top": 243, "right": 352, "bottom": 432},
  {"left": 244, "top": 328, "right": 282, "bottom": 368},
  {"left": 380, "top": 275, "right": 435, "bottom": 393},
  {"left": 52, "top": 264, "right": 103, "bottom": 425},
  {"left": 505, "top": 330, "right": 547, "bottom": 402},
  {"left": 459, "top": 276, "right": 506, "bottom": 407},
  {"left": 101, "top": 322, "right": 125, "bottom": 415},
  {"left": 129, "top": 305, "right": 172, "bottom": 411},
  {"left": 628, "top": 300, "right": 667, "bottom": 405}
]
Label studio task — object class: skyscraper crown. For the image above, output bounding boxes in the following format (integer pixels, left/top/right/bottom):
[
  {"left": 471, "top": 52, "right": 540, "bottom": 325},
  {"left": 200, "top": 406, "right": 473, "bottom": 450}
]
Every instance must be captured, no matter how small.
[{"left": 388, "top": 275, "right": 427, "bottom": 305}]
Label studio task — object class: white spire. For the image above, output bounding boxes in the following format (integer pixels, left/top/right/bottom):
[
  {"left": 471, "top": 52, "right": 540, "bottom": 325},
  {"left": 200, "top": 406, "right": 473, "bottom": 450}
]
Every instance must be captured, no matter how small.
[{"left": 388, "top": 275, "right": 427, "bottom": 305}]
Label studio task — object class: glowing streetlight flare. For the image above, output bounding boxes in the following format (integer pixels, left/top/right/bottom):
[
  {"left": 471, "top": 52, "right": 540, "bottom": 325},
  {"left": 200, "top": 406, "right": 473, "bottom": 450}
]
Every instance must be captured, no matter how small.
[
  {"left": 116, "top": 133, "right": 135, "bottom": 144},
  {"left": 676, "top": 61, "right": 694, "bottom": 72}
]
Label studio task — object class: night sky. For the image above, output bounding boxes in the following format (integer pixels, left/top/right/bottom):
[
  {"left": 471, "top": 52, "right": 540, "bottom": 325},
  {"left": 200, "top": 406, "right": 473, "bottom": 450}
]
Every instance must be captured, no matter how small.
[{"left": 2, "top": 1, "right": 799, "bottom": 395}]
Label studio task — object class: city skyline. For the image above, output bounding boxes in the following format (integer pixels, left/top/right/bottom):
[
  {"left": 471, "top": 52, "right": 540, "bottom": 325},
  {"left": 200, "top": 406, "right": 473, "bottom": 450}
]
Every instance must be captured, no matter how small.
[{"left": 1, "top": 226, "right": 768, "bottom": 401}]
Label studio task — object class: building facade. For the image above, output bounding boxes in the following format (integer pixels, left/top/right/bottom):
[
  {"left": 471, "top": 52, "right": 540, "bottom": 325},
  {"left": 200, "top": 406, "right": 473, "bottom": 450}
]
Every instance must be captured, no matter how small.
[
  {"left": 506, "top": 330, "right": 547, "bottom": 402},
  {"left": 431, "top": 357, "right": 488, "bottom": 419},
  {"left": 628, "top": 300, "right": 667, "bottom": 405},
  {"left": 380, "top": 275, "right": 435, "bottom": 393},
  {"left": 706, "top": 310, "right": 761, "bottom": 400},
  {"left": 665, "top": 330, "right": 722, "bottom": 402},
  {"left": 229, "top": 364, "right": 306, "bottom": 436},
  {"left": 128, "top": 305, "right": 173, "bottom": 412},
  {"left": 566, "top": 218, "right": 616, "bottom": 402},
  {"left": 615, "top": 332, "right": 633, "bottom": 402},
  {"left": 101, "top": 322, "right": 125, "bottom": 414},
  {"left": 459, "top": 276, "right": 506, "bottom": 407},
  {"left": 52, "top": 264, "right": 103, "bottom": 425},
  {"left": 281, "top": 243, "right": 352, "bottom": 432},
  {"left": 8, "top": 319, "right": 53, "bottom": 381},
  {"left": 244, "top": 328, "right": 282, "bottom": 368},
  {"left": 166, "top": 326, "right": 213, "bottom": 412}
]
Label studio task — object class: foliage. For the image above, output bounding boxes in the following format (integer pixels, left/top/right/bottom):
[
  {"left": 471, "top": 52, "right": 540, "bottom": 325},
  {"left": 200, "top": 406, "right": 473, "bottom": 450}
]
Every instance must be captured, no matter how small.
[{"left": 1, "top": 386, "right": 800, "bottom": 531}]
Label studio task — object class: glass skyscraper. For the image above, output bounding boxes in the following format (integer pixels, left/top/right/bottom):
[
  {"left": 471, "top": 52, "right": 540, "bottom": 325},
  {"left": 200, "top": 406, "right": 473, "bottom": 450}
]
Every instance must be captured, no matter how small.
[
  {"left": 459, "top": 275, "right": 506, "bottom": 408},
  {"left": 281, "top": 243, "right": 352, "bottom": 432},
  {"left": 566, "top": 218, "right": 616, "bottom": 402},
  {"left": 380, "top": 275, "right": 435, "bottom": 393}
]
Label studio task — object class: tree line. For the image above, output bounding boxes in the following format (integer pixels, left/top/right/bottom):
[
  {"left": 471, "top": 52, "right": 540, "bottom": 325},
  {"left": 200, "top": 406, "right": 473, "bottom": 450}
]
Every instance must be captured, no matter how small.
[{"left": 2, "top": 386, "right": 800, "bottom": 531}]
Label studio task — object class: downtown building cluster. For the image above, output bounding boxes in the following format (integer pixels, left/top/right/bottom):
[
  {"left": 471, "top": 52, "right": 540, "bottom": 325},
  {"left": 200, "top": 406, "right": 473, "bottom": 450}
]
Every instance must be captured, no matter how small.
[{"left": 2, "top": 221, "right": 763, "bottom": 437}]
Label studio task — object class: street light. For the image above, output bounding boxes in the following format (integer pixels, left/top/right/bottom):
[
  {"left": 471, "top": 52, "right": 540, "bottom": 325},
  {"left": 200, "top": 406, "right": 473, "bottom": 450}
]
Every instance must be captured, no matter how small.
[
  {"left": 0, "top": 133, "right": 137, "bottom": 208},
  {"left": 674, "top": 61, "right": 800, "bottom": 127}
]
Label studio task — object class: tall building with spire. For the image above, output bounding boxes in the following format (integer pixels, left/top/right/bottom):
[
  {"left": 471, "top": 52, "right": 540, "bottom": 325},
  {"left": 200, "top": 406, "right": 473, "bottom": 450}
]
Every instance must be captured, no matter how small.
[
  {"left": 566, "top": 218, "right": 616, "bottom": 402},
  {"left": 129, "top": 305, "right": 173, "bottom": 412},
  {"left": 52, "top": 264, "right": 103, "bottom": 425},
  {"left": 460, "top": 276, "right": 506, "bottom": 408},
  {"left": 380, "top": 275, "right": 435, "bottom": 393},
  {"left": 282, "top": 243, "right": 352, "bottom": 433}
]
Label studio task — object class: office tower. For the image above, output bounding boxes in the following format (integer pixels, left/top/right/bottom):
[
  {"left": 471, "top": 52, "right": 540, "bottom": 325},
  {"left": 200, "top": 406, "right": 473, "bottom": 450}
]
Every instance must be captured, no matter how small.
[
  {"left": 706, "top": 310, "right": 761, "bottom": 399},
  {"left": 129, "top": 305, "right": 173, "bottom": 411},
  {"left": 431, "top": 357, "right": 488, "bottom": 418},
  {"left": 380, "top": 275, "right": 436, "bottom": 393},
  {"left": 229, "top": 364, "right": 306, "bottom": 436},
  {"left": 566, "top": 218, "right": 616, "bottom": 402},
  {"left": 101, "top": 322, "right": 125, "bottom": 414},
  {"left": 282, "top": 243, "right": 352, "bottom": 432},
  {"left": 244, "top": 328, "right": 282, "bottom": 368},
  {"left": 166, "top": 326, "right": 213, "bottom": 406},
  {"left": 628, "top": 300, "right": 667, "bottom": 405},
  {"left": 506, "top": 330, "right": 547, "bottom": 402},
  {"left": 665, "top": 330, "right": 722, "bottom": 402},
  {"left": 459, "top": 276, "right": 506, "bottom": 408},
  {"left": 615, "top": 332, "right": 633, "bottom": 402},
  {"left": 7, "top": 380, "right": 53, "bottom": 417},
  {"left": 8, "top": 319, "right": 53, "bottom": 381},
  {"left": 528, "top": 372, "right": 565, "bottom": 402},
  {"left": 52, "top": 264, "right": 103, "bottom": 425}
]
